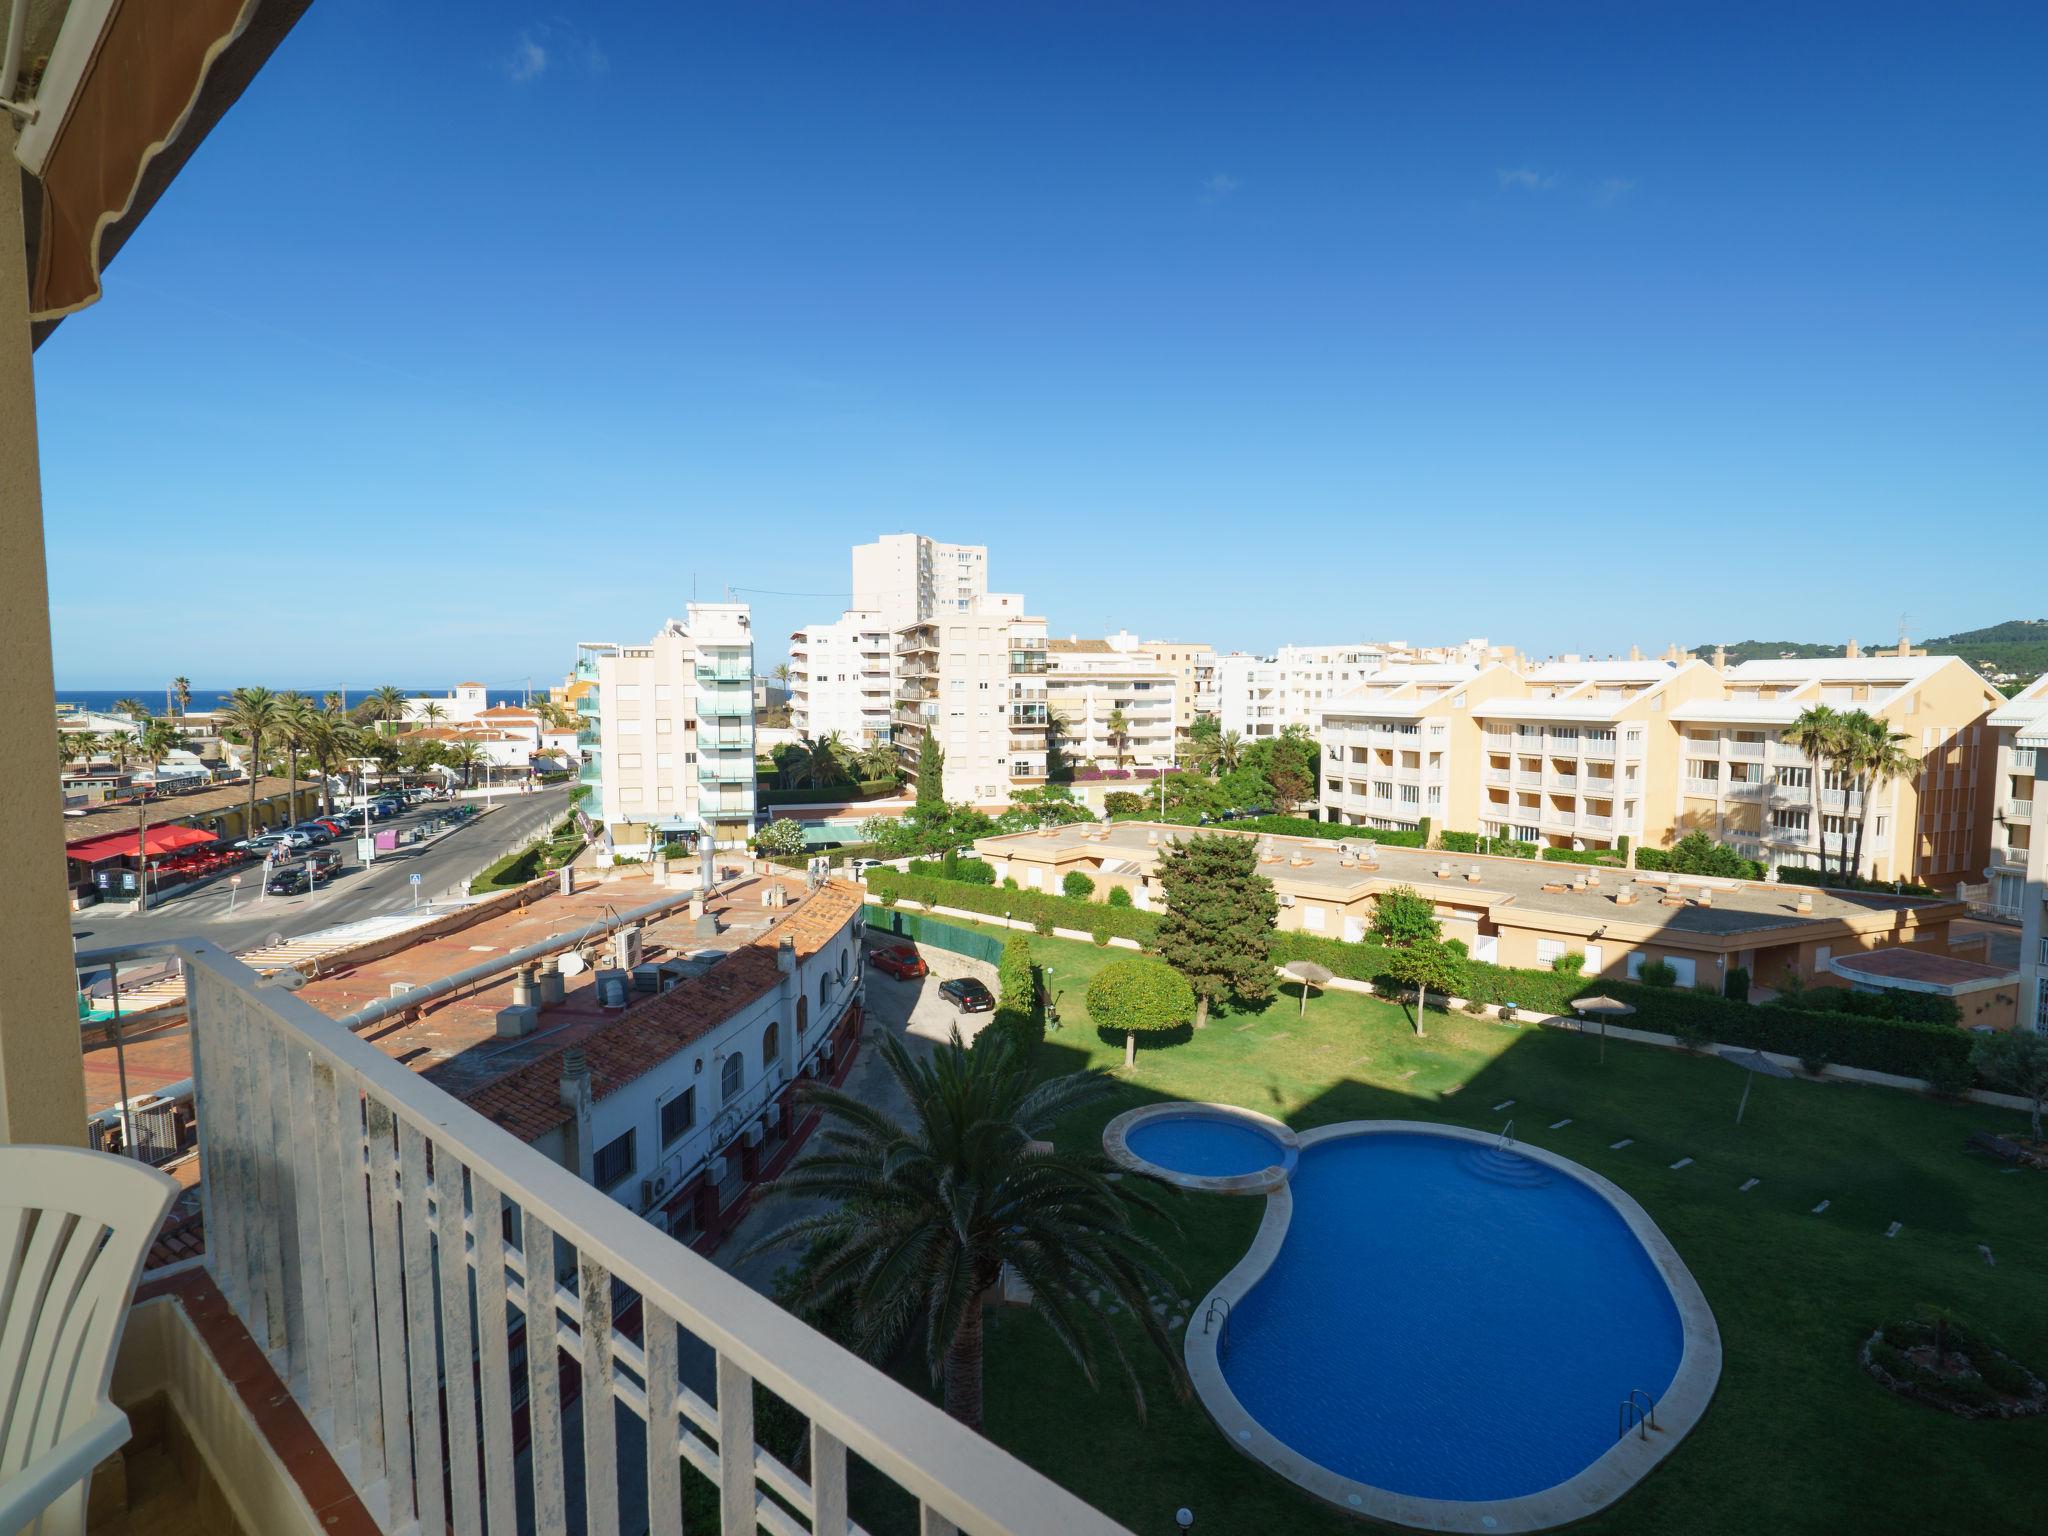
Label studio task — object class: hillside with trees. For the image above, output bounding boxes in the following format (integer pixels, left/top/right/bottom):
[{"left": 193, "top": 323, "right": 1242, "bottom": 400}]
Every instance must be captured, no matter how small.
[{"left": 1692, "top": 618, "right": 2046, "bottom": 687}]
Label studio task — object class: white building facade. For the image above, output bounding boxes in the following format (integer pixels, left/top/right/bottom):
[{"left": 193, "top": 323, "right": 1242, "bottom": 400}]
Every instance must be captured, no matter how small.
[
  {"left": 578, "top": 602, "right": 756, "bottom": 850},
  {"left": 1986, "top": 675, "right": 2047, "bottom": 1031},
  {"left": 894, "top": 602, "right": 1050, "bottom": 803},
  {"left": 1046, "top": 635, "right": 1179, "bottom": 769}
]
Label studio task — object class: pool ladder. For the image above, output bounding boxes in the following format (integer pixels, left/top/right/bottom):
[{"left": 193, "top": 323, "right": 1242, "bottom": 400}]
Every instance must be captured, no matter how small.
[
  {"left": 1203, "top": 1296, "right": 1232, "bottom": 1357},
  {"left": 1496, "top": 1119, "right": 1516, "bottom": 1151},
  {"left": 1617, "top": 1388, "right": 1659, "bottom": 1441}
]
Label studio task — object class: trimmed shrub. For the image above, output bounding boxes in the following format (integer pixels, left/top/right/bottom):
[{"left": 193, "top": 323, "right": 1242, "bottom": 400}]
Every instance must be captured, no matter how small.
[
  {"left": 1103, "top": 791, "right": 1149, "bottom": 816},
  {"left": 1106, "top": 884, "right": 1133, "bottom": 908},
  {"left": 1775, "top": 864, "right": 1936, "bottom": 897},
  {"left": 1062, "top": 871, "right": 1097, "bottom": 900},
  {"left": 1726, "top": 965, "right": 1751, "bottom": 1003},
  {"left": 1438, "top": 830, "right": 1538, "bottom": 859},
  {"left": 908, "top": 855, "right": 996, "bottom": 886},
  {"left": 1552, "top": 950, "right": 1586, "bottom": 977},
  {"left": 1637, "top": 958, "right": 1679, "bottom": 989},
  {"left": 1085, "top": 956, "right": 1194, "bottom": 1065},
  {"left": 1539, "top": 846, "right": 1629, "bottom": 867}
]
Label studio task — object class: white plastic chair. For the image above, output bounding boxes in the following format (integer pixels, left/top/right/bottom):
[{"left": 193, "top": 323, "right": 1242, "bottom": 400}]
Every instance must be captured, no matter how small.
[{"left": 0, "top": 1145, "right": 178, "bottom": 1536}]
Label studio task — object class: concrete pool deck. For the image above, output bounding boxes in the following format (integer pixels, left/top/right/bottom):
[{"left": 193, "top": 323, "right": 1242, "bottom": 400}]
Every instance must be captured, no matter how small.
[
  {"left": 1102, "top": 1102, "right": 1298, "bottom": 1195},
  {"left": 1183, "top": 1118, "right": 1723, "bottom": 1533}
]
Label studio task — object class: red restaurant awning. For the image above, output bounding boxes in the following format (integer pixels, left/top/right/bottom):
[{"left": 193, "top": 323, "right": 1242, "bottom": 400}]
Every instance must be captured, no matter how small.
[{"left": 66, "top": 825, "right": 220, "bottom": 864}]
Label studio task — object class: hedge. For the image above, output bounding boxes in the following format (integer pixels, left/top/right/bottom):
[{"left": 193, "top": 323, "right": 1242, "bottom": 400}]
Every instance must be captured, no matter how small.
[
  {"left": 874, "top": 873, "right": 1977, "bottom": 1084},
  {"left": 1438, "top": 830, "right": 1538, "bottom": 858},
  {"left": 1539, "top": 846, "right": 1630, "bottom": 867},
  {"left": 1773, "top": 864, "right": 1936, "bottom": 897},
  {"left": 757, "top": 779, "right": 900, "bottom": 807},
  {"left": 866, "top": 868, "right": 1161, "bottom": 943},
  {"left": 1265, "top": 931, "right": 1973, "bottom": 1082}
]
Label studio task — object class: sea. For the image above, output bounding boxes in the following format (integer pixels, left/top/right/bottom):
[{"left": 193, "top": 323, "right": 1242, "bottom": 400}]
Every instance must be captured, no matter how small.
[{"left": 56, "top": 687, "right": 527, "bottom": 715}]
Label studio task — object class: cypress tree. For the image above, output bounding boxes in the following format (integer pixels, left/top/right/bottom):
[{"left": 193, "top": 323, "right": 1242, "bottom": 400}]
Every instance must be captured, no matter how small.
[{"left": 1155, "top": 833, "right": 1277, "bottom": 1027}]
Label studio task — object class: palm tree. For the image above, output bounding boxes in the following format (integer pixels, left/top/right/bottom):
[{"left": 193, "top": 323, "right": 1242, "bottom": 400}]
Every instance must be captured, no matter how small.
[
  {"left": 1846, "top": 716, "right": 1917, "bottom": 880},
  {"left": 369, "top": 684, "right": 409, "bottom": 729},
  {"left": 274, "top": 693, "right": 319, "bottom": 823},
  {"left": 854, "top": 742, "right": 900, "bottom": 784},
  {"left": 1106, "top": 707, "right": 1132, "bottom": 769},
  {"left": 131, "top": 718, "right": 182, "bottom": 912},
  {"left": 419, "top": 700, "right": 447, "bottom": 728},
  {"left": 1784, "top": 705, "right": 1842, "bottom": 880},
  {"left": 297, "top": 715, "right": 343, "bottom": 817},
  {"left": 448, "top": 740, "right": 484, "bottom": 788},
  {"left": 220, "top": 686, "right": 280, "bottom": 840},
  {"left": 531, "top": 697, "right": 576, "bottom": 729},
  {"left": 322, "top": 690, "right": 345, "bottom": 715},
  {"left": 171, "top": 676, "right": 192, "bottom": 716},
  {"left": 61, "top": 730, "right": 103, "bottom": 769},
  {"left": 747, "top": 1031, "right": 1185, "bottom": 1432},
  {"left": 112, "top": 697, "right": 148, "bottom": 722}
]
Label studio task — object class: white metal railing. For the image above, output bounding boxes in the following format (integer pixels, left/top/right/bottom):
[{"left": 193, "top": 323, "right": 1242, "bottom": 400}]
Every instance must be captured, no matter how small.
[
  {"left": 1549, "top": 773, "right": 1578, "bottom": 791},
  {"left": 115, "top": 938, "right": 1121, "bottom": 1536},
  {"left": 2009, "top": 799, "right": 2036, "bottom": 822},
  {"left": 1725, "top": 739, "right": 1765, "bottom": 760},
  {"left": 1724, "top": 782, "right": 1767, "bottom": 800},
  {"left": 1684, "top": 778, "right": 1722, "bottom": 796},
  {"left": 2013, "top": 749, "right": 2038, "bottom": 775},
  {"left": 1581, "top": 813, "right": 1614, "bottom": 831},
  {"left": 1482, "top": 767, "right": 1510, "bottom": 785},
  {"left": 1514, "top": 771, "right": 1542, "bottom": 787},
  {"left": 1581, "top": 737, "right": 1617, "bottom": 759}
]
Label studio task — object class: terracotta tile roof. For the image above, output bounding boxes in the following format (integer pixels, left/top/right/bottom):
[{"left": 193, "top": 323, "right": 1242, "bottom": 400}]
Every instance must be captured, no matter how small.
[
  {"left": 463, "top": 880, "right": 866, "bottom": 1142},
  {"left": 1049, "top": 637, "right": 1114, "bottom": 653},
  {"left": 61, "top": 776, "right": 321, "bottom": 848}
]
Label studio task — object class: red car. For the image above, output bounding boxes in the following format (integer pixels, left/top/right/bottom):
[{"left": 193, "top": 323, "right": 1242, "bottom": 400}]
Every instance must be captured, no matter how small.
[{"left": 869, "top": 944, "right": 927, "bottom": 981}]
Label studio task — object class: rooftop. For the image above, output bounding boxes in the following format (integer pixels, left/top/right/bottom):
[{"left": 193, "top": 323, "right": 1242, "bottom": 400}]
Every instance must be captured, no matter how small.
[
  {"left": 1826, "top": 947, "right": 2019, "bottom": 996},
  {"left": 975, "top": 821, "right": 1960, "bottom": 941},
  {"left": 60, "top": 776, "right": 320, "bottom": 848}
]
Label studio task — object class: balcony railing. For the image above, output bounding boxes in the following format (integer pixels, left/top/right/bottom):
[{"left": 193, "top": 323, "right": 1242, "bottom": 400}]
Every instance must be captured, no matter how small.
[
  {"left": 1581, "top": 736, "right": 1617, "bottom": 759},
  {"left": 697, "top": 663, "right": 753, "bottom": 683},
  {"left": 1482, "top": 767, "right": 1510, "bottom": 785},
  {"left": 2008, "top": 799, "right": 2036, "bottom": 822},
  {"left": 1724, "top": 781, "right": 1767, "bottom": 799},
  {"left": 1513, "top": 771, "right": 1542, "bottom": 788},
  {"left": 1581, "top": 812, "right": 1615, "bottom": 831},
  {"left": 1725, "top": 739, "right": 1765, "bottom": 760},
  {"left": 577, "top": 727, "right": 601, "bottom": 748},
  {"left": 1767, "top": 824, "right": 1811, "bottom": 845},
  {"left": 78, "top": 938, "right": 1116, "bottom": 1536},
  {"left": 698, "top": 696, "right": 751, "bottom": 718},
  {"left": 2013, "top": 748, "right": 2038, "bottom": 775},
  {"left": 1549, "top": 773, "right": 1578, "bottom": 791},
  {"left": 579, "top": 758, "right": 603, "bottom": 784},
  {"left": 1684, "top": 778, "right": 1723, "bottom": 796},
  {"left": 697, "top": 762, "right": 755, "bottom": 785}
]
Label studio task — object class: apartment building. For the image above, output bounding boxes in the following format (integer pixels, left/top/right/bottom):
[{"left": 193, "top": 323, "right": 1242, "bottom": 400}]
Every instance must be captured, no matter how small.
[
  {"left": 1984, "top": 675, "right": 2047, "bottom": 1031},
  {"left": 1668, "top": 653, "right": 2000, "bottom": 886},
  {"left": 575, "top": 602, "right": 757, "bottom": 852},
  {"left": 1134, "top": 639, "right": 1215, "bottom": 736},
  {"left": 1317, "top": 645, "right": 2002, "bottom": 888},
  {"left": 1046, "top": 636, "right": 1180, "bottom": 768},
  {"left": 893, "top": 600, "right": 1050, "bottom": 803},
  {"left": 787, "top": 611, "right": 894, "bottom": 745},
  {"left": 1218, "top": 640, "right": 1514, "bottom": 739},
  {"left": 852, "top": 531, "right": 990, "bottom": 620}
]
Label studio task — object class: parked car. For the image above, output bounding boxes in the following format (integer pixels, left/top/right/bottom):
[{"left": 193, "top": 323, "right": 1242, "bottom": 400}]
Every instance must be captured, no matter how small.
[
  {"left": 314, "top": 817, "right": 354, "bottom": 838},
  {"left": 938, "top": 977, "right": 996, "bottom": 1014},
  {"left": 266, "top": 865, "right": 311, "bottom": 896},
  {"left": 290, "top": 822, "right": 334, "bottom": 844},
  {"left": 869, "top": 944, "right": 927, "bottom": 981},
  {"left": 306, "top": 849, "right": 345, "bottom": 880},
  {"left": 235, "top": 833, "right": 287, "bottom": 853}
]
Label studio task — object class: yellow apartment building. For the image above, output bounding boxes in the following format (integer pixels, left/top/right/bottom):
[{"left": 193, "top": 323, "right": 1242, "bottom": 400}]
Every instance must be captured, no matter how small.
[{"left": 1318, "top": 646, "right": 2002, "bottom": 889}]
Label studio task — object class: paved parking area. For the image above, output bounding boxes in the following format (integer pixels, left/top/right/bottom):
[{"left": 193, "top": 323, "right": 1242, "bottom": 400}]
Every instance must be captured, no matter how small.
[{"left": 714, "top": 930, "right": 999, "bottom": 1292}]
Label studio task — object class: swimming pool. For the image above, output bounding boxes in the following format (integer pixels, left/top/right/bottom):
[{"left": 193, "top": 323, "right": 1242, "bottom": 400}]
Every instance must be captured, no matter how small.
[
  {"left": 1188, "top": 1121, "right": 1720, "bottom": 1532},
  {"left": 1103, "top": 1104, "right": 1299, "bottom": 1194}
]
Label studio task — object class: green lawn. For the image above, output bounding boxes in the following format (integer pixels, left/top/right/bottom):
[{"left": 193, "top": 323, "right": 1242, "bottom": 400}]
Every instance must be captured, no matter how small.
[{"left": 920, "top": 921, "right": 2048, "bottom": 1536}]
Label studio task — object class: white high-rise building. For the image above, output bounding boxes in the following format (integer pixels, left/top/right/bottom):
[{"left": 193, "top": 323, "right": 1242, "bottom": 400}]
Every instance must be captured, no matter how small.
[
  {"left": 852, "top": 533, "right": 989, "bottom": 626},
  {"left": 576, "top": 602, "right": 756, "bottom": 852},
  {"left": 788, "top": 612, "right": 894, "bottom": 746},
  {"left": 893, "top": 596, "right": 1049, "bottom": 804},
  {"left": 1046, "top": 633, "right": 1179, "bottom": 769}
]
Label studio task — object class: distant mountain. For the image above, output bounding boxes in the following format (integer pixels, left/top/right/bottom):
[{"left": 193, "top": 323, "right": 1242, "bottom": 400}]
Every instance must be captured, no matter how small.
[{"left": 1691, "top": 619, "right": 2048, "bottom": 685}]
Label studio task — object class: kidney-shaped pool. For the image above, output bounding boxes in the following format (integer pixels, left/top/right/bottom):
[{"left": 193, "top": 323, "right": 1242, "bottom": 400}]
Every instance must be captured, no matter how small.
[{"left": 1187, "top": 1122, "right": 1719, "bottom": 1532}]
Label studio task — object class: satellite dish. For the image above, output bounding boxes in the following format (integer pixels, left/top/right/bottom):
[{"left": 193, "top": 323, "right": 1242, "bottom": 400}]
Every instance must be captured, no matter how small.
[{"left": 559, "top": 952, "right": 588, "bottom": 976}]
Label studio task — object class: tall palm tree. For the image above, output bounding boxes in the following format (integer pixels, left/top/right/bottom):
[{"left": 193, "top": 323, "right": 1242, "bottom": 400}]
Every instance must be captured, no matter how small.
[
  {"left": 274, "top": 693, "right": 319, "bottom": 823},
  {"left": 531, "top": 697, "right": 575, "bottom": 729},
  {"left": 298, "top": 715, "right": 343, "bottom": 817},
  {"left": 1846, "top": 717, "right": 1917, "bottom": 880},
  {"left": 220, "top": 686, "right": 280, "bottom": 840},
  {"left": 370, "top": 684, "right": 409, "bottom": 729},
  {"left": 771, "top": 661, "right": 792, "bottom": 689},
  {"left": 1784, "top": 705, "right": 1842, "bottom": 880},
  {"left": 322, "top": 690, "right": 345, "bottom": 715},
  {"left": 61, "top": 730, "right": 103, "bottom": 769},
  {"left": 1216, "top": 729, "right": 1245, "bottom": 774},
  {"left": 112, "top": 697, "right": 148, "bottom": 722},
  {"left": 131, "top": 718, "right": 183, "bottom": 912},
  {"left": 419, "top": 699, "right": 447, "bottom": 728},
  {"left": 855, "top": 742, "right": 900, "bottom": 784},
  {"left": 1106, "top": 707, "right": 1132, "bottom": 768},
  {"left": 747, "top": 1031, "right": 1185, "bottom": 1432},
  {"left": 448, "top": 740, "right": 484, "bottom": 788},
  {"left": 170, "top": 677, "right": 192, "bottom": 716}
]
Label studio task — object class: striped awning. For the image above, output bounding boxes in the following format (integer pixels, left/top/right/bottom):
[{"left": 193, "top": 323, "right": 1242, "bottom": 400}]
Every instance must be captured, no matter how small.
[{"left": 66, "top": 823, "right": 218, "bottom": 864}]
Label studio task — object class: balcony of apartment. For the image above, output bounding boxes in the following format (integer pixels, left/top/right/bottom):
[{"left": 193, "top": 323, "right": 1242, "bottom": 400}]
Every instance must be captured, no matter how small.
[
  {"left": 1723, "top": 779, "right": 1769, "bottom": 801},
  {"left": 1482, "top": 765, "right": 1511, "bottom": 786},
  {"left": 2013, "top": 748, "right": 2039, "bottom": 775},
  {"left": 1581, "top": 809, "right": 1616, "bottom": 832},
  {"left": 53, "top": 938, "right": 1111, "bottom": 1536},
  {"left": 697, "top": 760, "right": 755, "bottom": 786},
  {"left": 696, "top": 695, "right": 751, "bottom": 719},
  {"left": 1482, "top": 731, "right": 1513, "bottom": 750},
  {"left": 1542, "top": 732, "right": 1583, "bottom": 754},
  {"left": 1548, "top": 771, "right": 1579, "bottom": 792},
  {"left": 2005, "top": 798, "right": 2037, "bottom": 823},
  {"left": 579, "top": 756, "right": 604, "bottom": 785},
  {"left": 576, "top": 725, "right": 602, "bottom": 750},
  {"left": 577, "top": 693, "right": 601, "bottom": 716},
  {"left": 1581, "top": 735, "right": 1618, "bottom": 760},
  {"left": 1767, "top": 823, "right": 1812, "bottom": 847},
  {"left": 1010, "top": 704, "right": 1050, "bottom": 727},
  {"left": 1770, "top": 740, "right": 1808, "bottom": 766},
  {"left": 895, "top": 633, "right": 937, "bottom": 656},
  {"left": 1008, "top": 654, "right": 1048, "bottom": 675},
  {"left": 1513, "top": 769, "right": 1543, "bottom": 788},
  {"left": 1725, "top": 737, "right": 1766, "bottom": 760},
  {"left": 1684, "top": 777, "right": 1723, "bottom": 798}
]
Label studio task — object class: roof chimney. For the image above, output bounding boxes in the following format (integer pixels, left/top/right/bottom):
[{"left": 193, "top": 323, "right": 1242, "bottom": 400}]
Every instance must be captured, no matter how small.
[
  {"left": 1629, "top": 644, "right": 1643, "bottom": 662},
  {"left": 1846, "top": 638, "right": 1861, "bottom": 659},
  {"left": 1711, "top": 645, "right": 1727, "bottom": 671},
  {"left": 1896, "top": 637, "right": 1911, "bottom": 657},
  {"left": 777, "top": 937, "right": 796, "bottom": 975}
]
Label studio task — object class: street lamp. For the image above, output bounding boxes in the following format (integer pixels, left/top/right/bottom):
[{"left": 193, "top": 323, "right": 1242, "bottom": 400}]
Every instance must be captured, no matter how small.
[{"left": 1175, "top": 1510, "right": 1194, "bottom": 1533}]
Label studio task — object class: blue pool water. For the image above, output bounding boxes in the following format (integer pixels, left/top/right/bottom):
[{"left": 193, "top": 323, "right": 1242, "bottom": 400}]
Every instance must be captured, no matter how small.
[
  {"left": 1222, "top": 1132, "right": 1685, "bottom": 1503},
  {"left": 1125, "top": 1114, "right": 1289, "bottom": 1178}
]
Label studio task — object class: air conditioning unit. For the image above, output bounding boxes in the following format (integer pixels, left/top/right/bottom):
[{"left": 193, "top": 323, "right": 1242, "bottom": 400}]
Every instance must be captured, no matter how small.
[
  {"left": 763, "top": 1104, "right": 781, "bottom": 1130},
  {"left": 389, "top": 981, "right": 416, "bottom": 999},
  {"left": 1278, "top": 893, "right": 1296, "bottom": 907},
  {"left": 709, "top": 1155, "right": 729, "bottom": 1182},
  {"left": 640, "top": 1177, "right": 656, "bottom": 1206},
  {"left": 743, "top": 1123, "right": 763, "bottom": 1148},
  {"left": 821, "top": 1040, "right": 836, "bottom": 1061}
]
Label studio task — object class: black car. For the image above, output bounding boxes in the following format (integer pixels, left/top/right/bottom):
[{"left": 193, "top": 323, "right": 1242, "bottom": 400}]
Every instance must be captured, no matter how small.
[
  {"left": 266, "top": 866, "right": 312, "bottom": 896},
  {"left": 938, "top": 977, "right": 996, "bottom": 1014}
]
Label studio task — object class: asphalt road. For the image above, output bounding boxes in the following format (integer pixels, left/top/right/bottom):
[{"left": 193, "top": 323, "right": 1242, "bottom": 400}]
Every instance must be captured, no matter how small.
[{"left": 72, "top": 788, "right": 573, "bottom": 955}]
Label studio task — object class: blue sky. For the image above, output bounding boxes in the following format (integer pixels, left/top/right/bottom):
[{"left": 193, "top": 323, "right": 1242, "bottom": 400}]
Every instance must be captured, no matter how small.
[{"left": 34, "top": 1, "right": 2045, "bottom": 688}]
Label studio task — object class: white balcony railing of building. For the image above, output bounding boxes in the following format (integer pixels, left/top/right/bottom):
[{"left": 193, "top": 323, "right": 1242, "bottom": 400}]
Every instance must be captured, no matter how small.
[
  {"left": 2013, "top": 748, "right": 2038, "bottom": 776},
  {"left": 1482, "top": 767, "right": 1510, "bottom": 785},
  {"left": 2008, "top": 799, "right": 2036, "bottom": 822},
  {"left": 87, "top": 937, "right": 1122, "bottom": 1536},
  {"left": 1684, "top": 778, "right": 1722, "bottom": 797},
  {"left": 1581, "top": 813, "right": 1615, "bottom": 831},
  {"left": 1514, "top": 771, "right": 1542, "bottom": 788},
  {"left": 1580, "top": 737, "right": 1617, "bottom": 759},
  {"left": 1725, "top": 739, "right": 1765, "bottom": 760},
  {"left": 1549, "top": 773, "right": 1578, "bottom": 792}
]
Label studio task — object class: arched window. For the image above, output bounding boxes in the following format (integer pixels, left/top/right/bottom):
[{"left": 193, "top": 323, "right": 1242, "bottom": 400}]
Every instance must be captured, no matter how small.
[
  {"left": 838, "top": 947, "right": 850, "bottom": 983},
  {"left": 762, "top": 1021, "right": 779, "bottom": 1067},
  {"left": 818, "top": 971, "right": 830, "bottom": 1008},
  {"left": 796, "top": 997, "right": 809, "bottom": 1034},
  {"left": 720, "top": 1053, "right": 743, "bottom": 1103}
]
